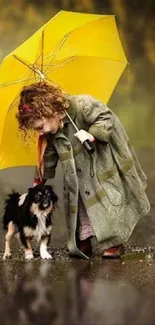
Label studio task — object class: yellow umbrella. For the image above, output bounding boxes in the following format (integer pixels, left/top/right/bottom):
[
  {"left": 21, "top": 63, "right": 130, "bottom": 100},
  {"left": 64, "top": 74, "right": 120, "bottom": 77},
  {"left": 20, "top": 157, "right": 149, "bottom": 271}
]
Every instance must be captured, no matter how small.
[{"left": 0, "top": 10, "right": 128, "bottom": 170}]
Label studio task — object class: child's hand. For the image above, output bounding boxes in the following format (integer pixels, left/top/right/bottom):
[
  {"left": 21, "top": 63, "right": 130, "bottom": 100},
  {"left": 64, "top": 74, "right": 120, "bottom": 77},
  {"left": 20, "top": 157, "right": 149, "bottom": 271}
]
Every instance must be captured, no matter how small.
[{"left": 74, "top": 129, "right": 95, "bottom": 143}]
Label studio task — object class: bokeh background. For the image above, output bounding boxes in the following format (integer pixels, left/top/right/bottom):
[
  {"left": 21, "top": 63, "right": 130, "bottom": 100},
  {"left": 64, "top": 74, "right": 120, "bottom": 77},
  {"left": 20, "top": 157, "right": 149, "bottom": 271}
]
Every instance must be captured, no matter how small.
[{"left": 0, "top": 0, "right": 155, "bottom": 249}]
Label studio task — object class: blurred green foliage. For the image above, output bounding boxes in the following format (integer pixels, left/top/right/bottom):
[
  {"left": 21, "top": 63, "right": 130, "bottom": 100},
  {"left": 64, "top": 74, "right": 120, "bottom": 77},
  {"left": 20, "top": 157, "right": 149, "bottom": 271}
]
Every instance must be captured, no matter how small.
[{"left": 0, "top": 0, "right": 155, "bottom": 148}]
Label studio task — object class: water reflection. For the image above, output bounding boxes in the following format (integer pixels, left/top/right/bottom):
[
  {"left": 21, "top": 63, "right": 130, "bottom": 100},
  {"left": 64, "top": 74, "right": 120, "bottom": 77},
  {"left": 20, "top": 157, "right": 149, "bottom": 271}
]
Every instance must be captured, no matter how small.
[
  {"left": 0, "top": 261, "right": 57, "bottom": 325},
  {"left": 0, "top": 260, "right": 155, "bottom": 324}
]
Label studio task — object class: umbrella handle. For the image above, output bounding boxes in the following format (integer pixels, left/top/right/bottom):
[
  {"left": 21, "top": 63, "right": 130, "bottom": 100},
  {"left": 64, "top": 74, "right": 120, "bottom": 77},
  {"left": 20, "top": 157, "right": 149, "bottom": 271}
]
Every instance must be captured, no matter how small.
[
  {"left": 64, "top": 109, "right": 95, "bottom": 154},
  {"left": 83, "top": 139, "right": 95, "bottom": 154}
]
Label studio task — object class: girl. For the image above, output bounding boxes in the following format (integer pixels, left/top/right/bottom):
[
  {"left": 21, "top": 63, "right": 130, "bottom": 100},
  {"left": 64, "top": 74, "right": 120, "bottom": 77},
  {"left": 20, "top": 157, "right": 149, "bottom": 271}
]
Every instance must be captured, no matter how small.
[{"left": 16, "top": 82, "right": 150, "bottom": 259}]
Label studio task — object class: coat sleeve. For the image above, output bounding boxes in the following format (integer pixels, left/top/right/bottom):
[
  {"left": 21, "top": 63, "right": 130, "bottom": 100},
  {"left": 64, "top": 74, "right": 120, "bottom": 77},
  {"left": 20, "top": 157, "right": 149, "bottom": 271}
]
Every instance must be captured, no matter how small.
[
  {"left": 79, "top": 95, "right": 113, "bottom": 142},
  {"left": 43, "top": 137, "right": 59, "bottom": 179}
]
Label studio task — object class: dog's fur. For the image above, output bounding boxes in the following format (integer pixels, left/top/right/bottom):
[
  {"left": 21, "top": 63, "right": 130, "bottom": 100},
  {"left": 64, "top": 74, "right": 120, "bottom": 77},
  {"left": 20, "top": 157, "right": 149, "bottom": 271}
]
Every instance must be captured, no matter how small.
[{"left": 2, "top": 184, "right": 58, "bottom": 260}]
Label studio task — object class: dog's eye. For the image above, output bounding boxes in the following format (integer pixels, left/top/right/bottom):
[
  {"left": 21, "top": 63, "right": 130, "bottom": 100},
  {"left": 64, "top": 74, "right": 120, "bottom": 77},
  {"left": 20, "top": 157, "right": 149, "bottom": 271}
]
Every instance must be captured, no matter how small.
[
  {"left": 35, "top": 192, "right": 42, "bottom": 200},
  {"left": 45, "top": 190, "right": 51, "bottom": 197}
]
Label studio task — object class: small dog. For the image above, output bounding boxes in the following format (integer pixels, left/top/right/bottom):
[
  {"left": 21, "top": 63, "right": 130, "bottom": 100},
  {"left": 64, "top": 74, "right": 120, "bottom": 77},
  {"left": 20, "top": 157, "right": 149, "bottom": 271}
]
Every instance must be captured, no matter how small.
[{"left": 2, "top": 184, "right": 58, "bottom": 260}]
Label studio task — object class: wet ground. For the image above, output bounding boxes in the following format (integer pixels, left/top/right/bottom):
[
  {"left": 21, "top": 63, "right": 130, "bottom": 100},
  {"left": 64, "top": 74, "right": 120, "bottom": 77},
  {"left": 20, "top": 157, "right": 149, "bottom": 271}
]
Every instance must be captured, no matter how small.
[{"left": 0, "top": 246, "right": 155, "bottom": 325}]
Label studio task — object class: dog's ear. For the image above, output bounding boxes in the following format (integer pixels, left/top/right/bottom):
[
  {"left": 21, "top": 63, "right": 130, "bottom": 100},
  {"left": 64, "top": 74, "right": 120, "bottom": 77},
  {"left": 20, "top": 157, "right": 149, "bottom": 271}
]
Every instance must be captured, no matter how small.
[
  {"left": 27, "top": 187, "right": 33, "bottom": 192},
  {"left": 46, "top": 185, "right": 58, "bottom": 205},
  {"left": 27, "top": 186, "right": 36, "bottom": 195},
  {"left": 51, "top": 190, "right": 58, "bottom": 205}
]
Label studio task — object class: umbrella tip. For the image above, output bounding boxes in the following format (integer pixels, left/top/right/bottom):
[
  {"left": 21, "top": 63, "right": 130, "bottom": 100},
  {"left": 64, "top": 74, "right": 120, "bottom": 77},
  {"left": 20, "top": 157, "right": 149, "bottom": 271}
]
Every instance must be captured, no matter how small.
[{"left": 34, "top": 68, "right": 45, "bottom": 80}]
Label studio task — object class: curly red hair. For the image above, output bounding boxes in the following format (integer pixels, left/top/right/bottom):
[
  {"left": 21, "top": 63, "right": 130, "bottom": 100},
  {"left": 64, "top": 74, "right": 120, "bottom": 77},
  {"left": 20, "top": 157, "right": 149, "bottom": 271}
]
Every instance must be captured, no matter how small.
[{"left": 16, "top": 82, "right": 69, "bottom": 130}]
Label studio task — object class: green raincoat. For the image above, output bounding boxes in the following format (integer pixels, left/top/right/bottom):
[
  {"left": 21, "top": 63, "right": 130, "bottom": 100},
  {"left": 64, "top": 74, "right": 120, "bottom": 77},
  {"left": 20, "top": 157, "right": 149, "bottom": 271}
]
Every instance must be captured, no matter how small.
[{"left": 38, "top": 95, "right": 150, "bottom": 259}]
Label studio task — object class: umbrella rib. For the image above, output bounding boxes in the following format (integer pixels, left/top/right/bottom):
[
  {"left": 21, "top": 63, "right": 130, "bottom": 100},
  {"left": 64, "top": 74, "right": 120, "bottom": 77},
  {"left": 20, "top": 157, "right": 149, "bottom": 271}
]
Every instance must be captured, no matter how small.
[
  {"left": 46, "top": 56, "right": 76, "bottom": 74},
  {"left": 13, "top": 55, "right": 43, "bottom": 77},
  {"left": 43, "top": 75, "right": 66, "bottom": 92},
  {"left": 8, "top": 97, "right": 20, "bottom": 112},
  {"left": 42, "top": 16, "right": 107, "bottom": 63},
  {"left": 13, "top": 55, "right": 36, "bottom": 72},
  {"left": 44, "top": 32, "right": 70, "bottom": 74},
  {"left": 13, "top": 54, "right": 46, "bottom": 80},
  {"left": 43, "top": 15, "right": 119, "bottom": 67},
  {"left": 0, "top": 77, "right": 37, "bottom": 88},
  {"left": 8, "top": 74, "right": 43, "bottom": 112},
  {"left": 45, "top": 55, "right": 128, "bottom": 76},
  {"left": 41, "top": 30, "right": 44, "bottom": 74}
]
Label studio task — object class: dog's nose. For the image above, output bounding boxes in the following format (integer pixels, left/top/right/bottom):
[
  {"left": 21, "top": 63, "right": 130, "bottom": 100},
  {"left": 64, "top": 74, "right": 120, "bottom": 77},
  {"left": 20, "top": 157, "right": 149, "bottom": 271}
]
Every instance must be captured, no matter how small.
[{"left": 42, "top": 196, "right": 49, "bottom": 205}]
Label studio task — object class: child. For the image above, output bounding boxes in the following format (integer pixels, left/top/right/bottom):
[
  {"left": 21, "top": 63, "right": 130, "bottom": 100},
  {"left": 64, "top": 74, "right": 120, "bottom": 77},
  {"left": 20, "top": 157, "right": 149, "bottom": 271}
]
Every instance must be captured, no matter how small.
[{"left": 16, "top": 82, "right": 150, "bottom": 259}]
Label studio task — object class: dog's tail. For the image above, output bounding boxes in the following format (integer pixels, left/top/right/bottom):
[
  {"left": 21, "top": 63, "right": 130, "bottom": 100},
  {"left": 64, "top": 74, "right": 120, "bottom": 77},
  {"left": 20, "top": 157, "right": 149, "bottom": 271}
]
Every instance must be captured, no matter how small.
[{"left": 3, "top": 192, "right": 20, "bottom": 230}]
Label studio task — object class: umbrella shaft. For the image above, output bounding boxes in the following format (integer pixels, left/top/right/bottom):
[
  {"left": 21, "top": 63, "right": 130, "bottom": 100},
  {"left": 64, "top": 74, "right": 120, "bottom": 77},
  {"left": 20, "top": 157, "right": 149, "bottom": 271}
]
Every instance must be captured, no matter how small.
[{"left": 64, "top": 109, "right": 79, "bottom": 132}]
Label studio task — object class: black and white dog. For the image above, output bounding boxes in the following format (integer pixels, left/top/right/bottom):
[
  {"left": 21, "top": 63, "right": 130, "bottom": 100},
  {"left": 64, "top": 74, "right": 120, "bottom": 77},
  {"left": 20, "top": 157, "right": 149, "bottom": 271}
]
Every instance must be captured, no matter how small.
[{"left": 2, "top": 184, "right": 58, "bottom": 260}]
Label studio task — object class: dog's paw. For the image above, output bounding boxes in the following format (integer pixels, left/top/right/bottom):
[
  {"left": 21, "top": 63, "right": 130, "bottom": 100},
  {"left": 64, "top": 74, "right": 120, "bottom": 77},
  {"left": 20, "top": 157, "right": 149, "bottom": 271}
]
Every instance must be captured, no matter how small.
[
  {"left": 25, "top": 252, "right": 34, "bottom": 260},
  {"left": 40, "top": 250, "right": 52, "bottom": 259},
  {"left": 2, "top": 253, "right": 12, "bottom": 260}
]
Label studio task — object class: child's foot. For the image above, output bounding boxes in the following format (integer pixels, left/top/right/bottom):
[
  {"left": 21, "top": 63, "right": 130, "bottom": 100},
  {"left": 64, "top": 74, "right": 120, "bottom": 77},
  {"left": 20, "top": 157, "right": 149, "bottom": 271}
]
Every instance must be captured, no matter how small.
[{"left": 102, "top": 245, "right": 124, "bottom": 258}]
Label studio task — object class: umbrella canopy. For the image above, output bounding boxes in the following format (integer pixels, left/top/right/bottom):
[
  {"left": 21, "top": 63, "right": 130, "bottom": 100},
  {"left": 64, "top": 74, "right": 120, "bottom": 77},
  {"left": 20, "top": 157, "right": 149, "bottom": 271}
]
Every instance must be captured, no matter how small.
[{"left": 0, "top": 10, "right": 128, "bottom": 170}]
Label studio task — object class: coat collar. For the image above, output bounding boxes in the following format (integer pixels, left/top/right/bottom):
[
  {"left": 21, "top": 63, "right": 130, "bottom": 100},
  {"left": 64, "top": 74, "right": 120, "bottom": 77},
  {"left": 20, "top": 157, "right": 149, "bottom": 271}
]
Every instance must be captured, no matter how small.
[{"left": 64, "top": 94, "right": 77, "bottom": 125}]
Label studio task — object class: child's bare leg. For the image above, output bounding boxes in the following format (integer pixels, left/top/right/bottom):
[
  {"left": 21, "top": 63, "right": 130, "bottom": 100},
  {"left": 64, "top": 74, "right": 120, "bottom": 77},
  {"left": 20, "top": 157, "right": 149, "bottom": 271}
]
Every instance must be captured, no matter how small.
[{"left": 3, "top": 222, "right": 15, "bottom": 260}]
